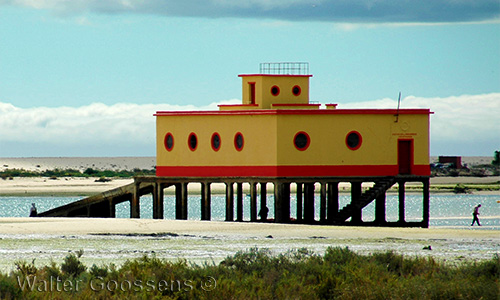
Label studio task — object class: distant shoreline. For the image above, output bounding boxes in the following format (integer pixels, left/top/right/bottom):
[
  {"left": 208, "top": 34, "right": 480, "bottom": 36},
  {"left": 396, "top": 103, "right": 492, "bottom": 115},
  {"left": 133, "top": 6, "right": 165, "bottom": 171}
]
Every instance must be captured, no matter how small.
[
  {"left": 1, "top": 176, "right": 499, "bottom": 197},
  {"left": 1, "top": 156, "right": 498, "bottom": 196}
]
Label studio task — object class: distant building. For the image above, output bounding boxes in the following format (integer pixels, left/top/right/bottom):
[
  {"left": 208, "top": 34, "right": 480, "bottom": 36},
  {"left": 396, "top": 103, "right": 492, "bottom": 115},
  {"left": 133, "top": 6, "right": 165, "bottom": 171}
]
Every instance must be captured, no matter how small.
[
  {"left": 438, "top": 156, "right": 462, "bottom": 169},
  {"left": 155, "top": 63, "right": 431, "bottom": 178}
]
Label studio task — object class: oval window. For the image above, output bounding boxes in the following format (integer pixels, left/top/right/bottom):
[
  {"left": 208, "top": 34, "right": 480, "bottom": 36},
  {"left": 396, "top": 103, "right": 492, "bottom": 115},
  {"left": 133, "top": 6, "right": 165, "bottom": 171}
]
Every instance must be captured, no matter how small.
[
  {"left": 211, "top": 132, "right": 221, "bottom": 151},
  {"left": 346, "top": 131, "right": 362, "bottom": 150},
  {"left": 188, "top": 133, "right": 198, "bottom": 151},
  {"left": 271, "top": 85, "right": 280, "bottom": 96},
  {"left": 294, "top": 131, "right": 310, "bottom": 151},
  {"left": 292, "top": 85, "right": 301, "bottom": 96},
  {"left": 234, "top": 132, "right": 244, "bottom": 151},
  {"left": 164, "top": 133, "right": 174, "bottom": 151}
]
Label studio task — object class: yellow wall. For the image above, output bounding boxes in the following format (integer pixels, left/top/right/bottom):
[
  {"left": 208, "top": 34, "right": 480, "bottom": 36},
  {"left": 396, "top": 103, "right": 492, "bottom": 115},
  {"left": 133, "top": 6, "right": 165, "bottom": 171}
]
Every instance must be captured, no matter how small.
[
  {"left": 156, "top": 113, "right": 278, "bottom": 167},
  {"left": 156, "top": 111, "right": 430, "bottom": 169},
  {"left": 275, "top": 113, "right": 429, "bottom": 166},
  {"left": 240, "top": 75, "right": 310, "bottom": 109}
]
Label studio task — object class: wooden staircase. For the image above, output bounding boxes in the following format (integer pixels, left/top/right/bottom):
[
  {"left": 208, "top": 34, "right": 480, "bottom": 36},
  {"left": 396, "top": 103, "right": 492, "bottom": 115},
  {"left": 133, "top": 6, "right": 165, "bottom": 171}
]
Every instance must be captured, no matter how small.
[{"left": 334, "top": 178, "right": 396, "bottom": 223}]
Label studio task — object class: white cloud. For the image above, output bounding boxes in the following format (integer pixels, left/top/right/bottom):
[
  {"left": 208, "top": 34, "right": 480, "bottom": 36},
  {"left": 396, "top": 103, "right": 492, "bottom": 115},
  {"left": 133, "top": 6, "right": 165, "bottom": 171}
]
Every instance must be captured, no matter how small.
[
  {"left": 0, "top": 94, "right": 498, "bottom": 157},
  {"left": 0, "top": 100, "right": 239, "bottom": 156}
]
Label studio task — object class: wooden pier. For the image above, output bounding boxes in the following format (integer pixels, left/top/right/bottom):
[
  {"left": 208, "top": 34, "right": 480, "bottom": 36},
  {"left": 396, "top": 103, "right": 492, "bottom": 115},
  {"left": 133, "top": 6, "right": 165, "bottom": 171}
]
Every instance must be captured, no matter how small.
[{"left": 39, "top": 175, "right": 430, "bottom": 228}]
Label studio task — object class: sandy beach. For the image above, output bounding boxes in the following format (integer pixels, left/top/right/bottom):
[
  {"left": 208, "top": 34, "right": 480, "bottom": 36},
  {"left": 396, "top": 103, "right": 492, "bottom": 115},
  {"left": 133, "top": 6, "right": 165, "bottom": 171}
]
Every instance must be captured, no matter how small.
[{"left": 0, "top": 217, "right": 498, "bottom": 273}]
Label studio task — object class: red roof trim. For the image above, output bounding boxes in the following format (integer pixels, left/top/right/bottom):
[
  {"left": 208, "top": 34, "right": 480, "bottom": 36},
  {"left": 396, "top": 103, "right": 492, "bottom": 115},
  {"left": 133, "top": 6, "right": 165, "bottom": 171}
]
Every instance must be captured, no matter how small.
[
  {"left": 238, "top": 74, "right": 313, "bottom": 78},
  {"left": 156, "top": 164, "right": 430, "bottom": 177},
  {"left": 271, "top": 103, "right": 321, "bottom": 107},
  {"left": 217, "top": 104, "right": 259, "bottom": 108},
  {"left": 155, "top": 108, "right": 432, "bottom": 116}
]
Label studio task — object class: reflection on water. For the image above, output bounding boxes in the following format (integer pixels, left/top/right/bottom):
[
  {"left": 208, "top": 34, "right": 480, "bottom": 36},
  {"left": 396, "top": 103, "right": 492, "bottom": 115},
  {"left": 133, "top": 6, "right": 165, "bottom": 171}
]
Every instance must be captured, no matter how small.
[{"left": 1, "top": 194, "right": 499, "bottom": 229}]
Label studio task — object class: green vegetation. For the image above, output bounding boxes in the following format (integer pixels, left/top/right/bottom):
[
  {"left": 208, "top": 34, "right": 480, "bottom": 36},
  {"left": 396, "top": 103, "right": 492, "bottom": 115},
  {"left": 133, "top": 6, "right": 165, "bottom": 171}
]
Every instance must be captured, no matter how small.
[
  {"left": 0, "top": 247, "right": 498, "bottom": 299},
  {"left": 0, "top": 168, "right": 155, "bottom": 180},
  {"left": 493, "top": 151, "right": 500, "bottom": 166}
]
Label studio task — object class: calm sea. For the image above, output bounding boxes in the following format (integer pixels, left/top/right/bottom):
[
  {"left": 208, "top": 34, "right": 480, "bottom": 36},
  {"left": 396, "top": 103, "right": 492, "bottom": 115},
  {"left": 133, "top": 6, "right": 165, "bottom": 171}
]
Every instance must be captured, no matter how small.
[{"left": 1, "top": 194, "right": 499, "bottom": 229}]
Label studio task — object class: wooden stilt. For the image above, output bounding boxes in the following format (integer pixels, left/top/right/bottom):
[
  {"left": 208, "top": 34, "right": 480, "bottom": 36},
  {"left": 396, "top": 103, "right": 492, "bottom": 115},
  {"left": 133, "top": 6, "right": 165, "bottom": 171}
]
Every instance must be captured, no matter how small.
[
  {"left": 236, "top": 183, "right": 243, "bottom": 222},
  {"left": 110, "top": 200, "right": 116, "bottom": 218},
  {"left": 201, "top": 182, "right": 211, "bottom": 220},
  {"left": 422, "top": 178, "right": 430, "bottom": 228},
  {"left": 375, "top": 193, "right": 386, "bottom": 225},
  {"left": 375, "top": 192, "right": 386, "bottom": 224},
  {"left": 296, "top": 183, "right": 303, "bottom": 222},
  {"left": 320, "top": 182, "right": 327, "bottom": 223},
  {"left": 398, "top": 181, "right": 406, "bottom": 224},
  {"left": 275, "top": 182, "right": 290, "bottom": 223},
  {"left": 260, "top": 182, "right": 267, "bottom": 221},
  {"left": 250, "top": 182, "right": 257, "bottom": 222},
  {"left": 175, "top": 183, "right": 182, "bottom": 219},
  {"left": 131, "top": 182, "right": 140, "bottom": 218},
  {"left": 181, "top": 182, "right": 188, "bottom": 220},
  {"left": 152, "top": 182, "right": 163, "bottom": 219},
  {"left": 303, "top": 183, "right": 315, "bottom": 223},
  {"left": 327, "top": 182, "right": 338, "bottom": 224},
  {"left": 225, "top": 182, "right": 234, "bottom": 221},
  {"left": 351, "top": 182, "right": 362, "bottom": 224}
]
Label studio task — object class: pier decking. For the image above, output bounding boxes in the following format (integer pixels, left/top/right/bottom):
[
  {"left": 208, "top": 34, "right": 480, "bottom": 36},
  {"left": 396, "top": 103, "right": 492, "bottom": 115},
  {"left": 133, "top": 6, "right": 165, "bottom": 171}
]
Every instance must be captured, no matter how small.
[{"left": 39, "top": 175, "right": 430, "bottom": 228}]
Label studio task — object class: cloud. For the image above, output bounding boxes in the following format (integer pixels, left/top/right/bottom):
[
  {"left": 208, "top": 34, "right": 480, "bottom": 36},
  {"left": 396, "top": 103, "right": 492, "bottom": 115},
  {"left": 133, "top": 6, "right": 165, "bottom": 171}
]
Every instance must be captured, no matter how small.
[
  {"left": 2, "top": 0, "right": 499, "bottom": 23},
  {"left": 0, "top": 100, "right": 239, "bottom": 157},
  {"left": 0, "top": 94, "right": 498, "bottom": 157}
]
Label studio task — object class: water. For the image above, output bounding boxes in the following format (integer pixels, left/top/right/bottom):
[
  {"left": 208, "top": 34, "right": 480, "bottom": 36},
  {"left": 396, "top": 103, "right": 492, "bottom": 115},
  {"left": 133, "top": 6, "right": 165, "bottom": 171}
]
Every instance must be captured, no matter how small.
[
  {"left": 1, "top": 194, "right": 499, "bottom": 229},
  {"left": 0, "top": 193, "right": 498, "bottom": 272}
]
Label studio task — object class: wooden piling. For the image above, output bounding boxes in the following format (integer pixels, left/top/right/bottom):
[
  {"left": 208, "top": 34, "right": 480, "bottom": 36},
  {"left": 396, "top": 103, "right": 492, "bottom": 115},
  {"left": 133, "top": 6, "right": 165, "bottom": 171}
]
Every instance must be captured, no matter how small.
[
  {"left": 398, "top": 181, "right": 406, "bottom": 224},
  {"left": 296, "top": 183, "right": 303, "bottom": 222},
  {"left": 422, "top": 178, "right": 430, "bottom": 228},
  {"left": 320, "top": 182, "right": 327, "bottom": 223},
  {"left": 236, "top": 183, "right": 243, "bottom": 222},
  {"left": 260, "top": 182, "right": 267, "bottom": 221},
  {"left": 350, "top": 182, "right": 362, "bottom": 224},
  {"left": 375, "top": 193, "right": 386, "bottom": 225},
  {"left": 225, "top": 182, "right": 234, "bottom": 221},
  {"left": 131, "top": 182, "right": 140, "bottom": 218},
  {"left": 327, "top": 182, "right": 338, "bottom": 224},
  {"left": 201, "top": 182, "right": 211, "bottom": 221},
  {"left": 250, "top": 182, "right": 257, "bottom": 222},
  {"left": 274, "top": 182, "right": 290, "bottom": 223},
  {"left": 303, "top": 183, "right": 315, "bottom": 223}
]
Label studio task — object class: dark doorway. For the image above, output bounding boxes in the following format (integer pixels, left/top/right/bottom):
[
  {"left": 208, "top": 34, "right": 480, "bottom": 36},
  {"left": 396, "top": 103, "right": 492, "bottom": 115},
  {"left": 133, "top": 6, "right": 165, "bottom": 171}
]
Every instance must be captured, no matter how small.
[{"left": 398, "top": 140, "right": 413, "bottom": 175}]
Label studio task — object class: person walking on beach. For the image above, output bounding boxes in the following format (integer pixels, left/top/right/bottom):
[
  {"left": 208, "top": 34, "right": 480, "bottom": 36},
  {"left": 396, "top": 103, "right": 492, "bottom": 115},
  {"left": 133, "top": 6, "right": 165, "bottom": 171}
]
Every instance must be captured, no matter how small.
[
  {"left": 29, "top": 203, "right": 38, "bottom": 217},
  {"left": 471, "top": 204, "right": 481, "bottom": 226}
]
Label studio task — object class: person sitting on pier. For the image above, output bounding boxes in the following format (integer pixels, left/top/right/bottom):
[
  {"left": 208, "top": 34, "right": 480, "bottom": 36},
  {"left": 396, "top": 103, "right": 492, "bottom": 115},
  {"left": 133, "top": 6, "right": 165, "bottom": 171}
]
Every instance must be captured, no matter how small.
[
  {"left": 259, "top": 206, "right": 269, "bottom": 221},
  {"left": 471, "top": 204, "right": 481, "bottom": 226},
  {"left": 29, "top": 203, "right": 37, "bottom": 217}
]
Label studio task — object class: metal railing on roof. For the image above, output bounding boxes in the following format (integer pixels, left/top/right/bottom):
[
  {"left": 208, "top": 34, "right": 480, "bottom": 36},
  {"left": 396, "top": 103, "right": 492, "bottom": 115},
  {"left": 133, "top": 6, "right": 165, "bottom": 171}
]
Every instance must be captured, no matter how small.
[{"left": 259, "top": 62, "right": 309, "bottom": 75}]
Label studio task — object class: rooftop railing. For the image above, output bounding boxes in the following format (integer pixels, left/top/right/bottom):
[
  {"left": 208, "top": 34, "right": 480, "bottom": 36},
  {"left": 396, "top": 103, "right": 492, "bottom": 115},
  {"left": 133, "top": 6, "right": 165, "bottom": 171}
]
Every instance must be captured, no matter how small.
[{"left": 259, "top": 62, "right": 309, "bottom": 75}]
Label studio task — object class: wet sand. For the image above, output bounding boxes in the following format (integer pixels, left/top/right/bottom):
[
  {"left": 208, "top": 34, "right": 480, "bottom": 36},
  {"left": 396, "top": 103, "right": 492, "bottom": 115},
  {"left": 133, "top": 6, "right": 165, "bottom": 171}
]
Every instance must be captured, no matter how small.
[
  {"left": 0, "top": 217, "right": 497, "bottom": 239},
  {"left": 0, "top": 218, "right": 498, "bottom": 273}
]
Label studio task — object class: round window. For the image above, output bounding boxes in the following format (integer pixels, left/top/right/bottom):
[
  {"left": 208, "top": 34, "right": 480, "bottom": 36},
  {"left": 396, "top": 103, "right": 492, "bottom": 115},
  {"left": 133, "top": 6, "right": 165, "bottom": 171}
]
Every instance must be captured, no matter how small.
[
  {"left": 211, "top": 132, "right": 221, "bottom": 151},
  {"left": 294, "top": 131, "right": 310, "bottom": 151},
  {"left": 292, "top": 85, "right": 301, "bottom": 96},
  {"left": 234, "top": 132, "right": 244, "bottom": 151},
  {"left": 164, "top": 133, "right": 174, "bottom": 151},
  {"left": 346, "top": 131, "right": 362, "bottom": 150},
  {"left": 188, "top": 133, "right": 198, "bottom": 151},
  {"left": 271, "top": 85, "right": 280, "bottom": 96}
]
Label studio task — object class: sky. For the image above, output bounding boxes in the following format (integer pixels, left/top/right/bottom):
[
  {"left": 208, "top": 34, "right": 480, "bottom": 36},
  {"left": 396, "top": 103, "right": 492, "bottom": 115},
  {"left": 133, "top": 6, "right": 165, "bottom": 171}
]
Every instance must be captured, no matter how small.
[{"left": 0, "top": 0, "right": 499, "bottom": 158}]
